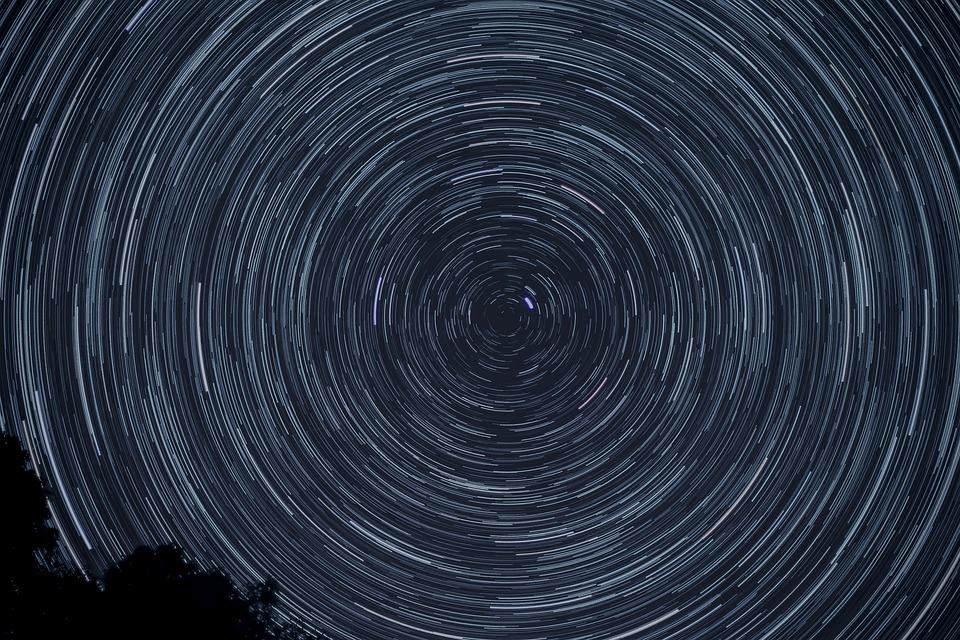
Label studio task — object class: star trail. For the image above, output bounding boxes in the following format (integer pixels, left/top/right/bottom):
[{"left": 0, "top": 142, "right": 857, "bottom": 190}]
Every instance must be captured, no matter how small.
[{"left": 2, "top": 0, "right": 960, "bottom": 638}]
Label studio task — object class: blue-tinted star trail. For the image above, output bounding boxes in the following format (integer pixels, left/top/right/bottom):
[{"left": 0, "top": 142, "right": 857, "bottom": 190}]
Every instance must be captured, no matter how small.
[{"left": 2, "top": 1, "right": 959, "bottom": 638}]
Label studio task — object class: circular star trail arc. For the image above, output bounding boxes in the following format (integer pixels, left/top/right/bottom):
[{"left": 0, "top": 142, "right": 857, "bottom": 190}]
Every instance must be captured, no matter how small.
[{"left": 2, "top": 0, "right": 960, "bottom": 638}]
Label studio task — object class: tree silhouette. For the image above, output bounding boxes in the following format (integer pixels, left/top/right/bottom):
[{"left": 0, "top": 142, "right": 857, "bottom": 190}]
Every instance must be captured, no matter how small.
[
  {"left": 0, "top": 434, "right": 314, "bottom": 639},
  {"left": 101, "top": 544, "right": 283, "bottom": 639},
  {"left": 1, "top": 434, "right": 56, "bottom": 577},
  {"left": 1, "top": 434, "right": 101, "bottom": 637}
]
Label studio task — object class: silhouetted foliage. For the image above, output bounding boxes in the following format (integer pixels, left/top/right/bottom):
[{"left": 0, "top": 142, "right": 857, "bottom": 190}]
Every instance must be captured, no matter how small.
[
  {"left": 1, "top": 434, "right": 315, "bottom": 640},
  {"left": 101, "top": 544, "right": 279, "bottom": 639},
  {"left": 1, "top": 434, "right": 57, "bottom": 576},
  {"left": 1, "top": 434, "right": 101, "bottom": 637}
]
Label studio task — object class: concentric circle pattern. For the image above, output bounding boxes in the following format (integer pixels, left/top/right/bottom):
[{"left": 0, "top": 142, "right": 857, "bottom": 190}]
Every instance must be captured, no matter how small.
[{"left": 2, "top": 0, "right": 960, "bottom": 638}]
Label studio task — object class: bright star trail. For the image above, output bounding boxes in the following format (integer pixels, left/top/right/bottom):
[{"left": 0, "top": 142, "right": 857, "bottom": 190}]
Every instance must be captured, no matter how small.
[{"left": 2, "top": 1, "right": 960, "bottom": 638}]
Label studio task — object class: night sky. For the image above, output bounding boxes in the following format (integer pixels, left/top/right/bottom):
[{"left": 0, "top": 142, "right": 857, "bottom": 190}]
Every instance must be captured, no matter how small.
[{"left": 2, "top": 0, "right": 960, "bottom": 638}]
